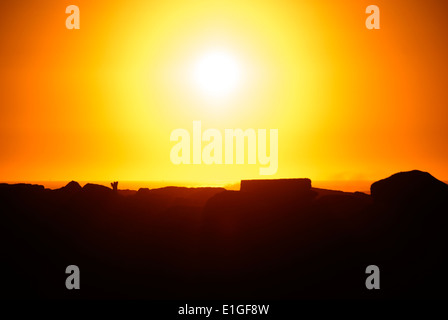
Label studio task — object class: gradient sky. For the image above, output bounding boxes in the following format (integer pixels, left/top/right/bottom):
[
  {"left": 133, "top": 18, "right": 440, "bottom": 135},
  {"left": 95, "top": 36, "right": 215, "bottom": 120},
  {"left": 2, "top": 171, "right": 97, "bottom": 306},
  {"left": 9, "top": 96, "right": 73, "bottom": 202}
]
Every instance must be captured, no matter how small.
[{"left": 1, "top": 0, "right": 447, "bottom": 185}]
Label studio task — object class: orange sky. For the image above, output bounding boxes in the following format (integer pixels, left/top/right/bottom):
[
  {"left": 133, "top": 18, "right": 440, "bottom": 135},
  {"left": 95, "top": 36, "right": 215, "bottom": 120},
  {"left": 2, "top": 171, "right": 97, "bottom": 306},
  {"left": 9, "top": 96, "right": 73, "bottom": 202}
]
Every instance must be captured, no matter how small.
[{"left": 1, "top": 0, "right": 447, "bottom": 186}]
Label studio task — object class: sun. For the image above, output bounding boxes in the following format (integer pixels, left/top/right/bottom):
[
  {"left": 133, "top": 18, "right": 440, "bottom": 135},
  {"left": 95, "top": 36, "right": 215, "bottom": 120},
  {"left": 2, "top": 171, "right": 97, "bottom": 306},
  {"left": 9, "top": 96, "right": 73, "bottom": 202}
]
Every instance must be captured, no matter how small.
[{"left": 192, "top": 50, "right": 243, "bottom": 99}]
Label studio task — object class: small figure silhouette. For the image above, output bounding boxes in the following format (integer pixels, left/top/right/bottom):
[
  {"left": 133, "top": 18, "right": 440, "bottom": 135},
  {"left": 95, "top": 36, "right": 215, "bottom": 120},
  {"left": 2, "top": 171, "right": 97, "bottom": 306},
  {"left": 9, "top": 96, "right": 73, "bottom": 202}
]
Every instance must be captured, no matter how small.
[{"left": 111, "top": 181, "right": 118, "bottom": 192}]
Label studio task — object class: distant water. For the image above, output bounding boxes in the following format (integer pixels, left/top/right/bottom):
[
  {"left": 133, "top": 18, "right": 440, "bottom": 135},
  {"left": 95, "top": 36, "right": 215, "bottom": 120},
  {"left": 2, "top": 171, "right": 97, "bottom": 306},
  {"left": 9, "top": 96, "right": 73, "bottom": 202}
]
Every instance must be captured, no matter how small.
[
  {"left": 1, "top": 180, "right": 379, "bottom": 193},
  {"left": 312, "top": 180, "right": 374, "bottom": 194}
]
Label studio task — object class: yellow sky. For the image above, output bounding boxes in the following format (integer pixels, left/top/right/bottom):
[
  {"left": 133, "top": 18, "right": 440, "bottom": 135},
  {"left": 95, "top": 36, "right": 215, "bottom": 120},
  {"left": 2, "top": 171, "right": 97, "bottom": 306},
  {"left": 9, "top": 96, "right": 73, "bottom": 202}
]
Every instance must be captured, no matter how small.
[{"left": 1, "top": 0, "right": 447, "bottom": 185}]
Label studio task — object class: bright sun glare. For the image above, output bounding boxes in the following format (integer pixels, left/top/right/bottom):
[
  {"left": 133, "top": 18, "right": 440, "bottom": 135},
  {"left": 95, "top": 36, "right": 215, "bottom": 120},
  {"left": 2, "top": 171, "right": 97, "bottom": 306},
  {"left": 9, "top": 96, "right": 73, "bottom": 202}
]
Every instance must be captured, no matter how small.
[{"left": 192, "top": 50, "right": 243, "bottom": 99}]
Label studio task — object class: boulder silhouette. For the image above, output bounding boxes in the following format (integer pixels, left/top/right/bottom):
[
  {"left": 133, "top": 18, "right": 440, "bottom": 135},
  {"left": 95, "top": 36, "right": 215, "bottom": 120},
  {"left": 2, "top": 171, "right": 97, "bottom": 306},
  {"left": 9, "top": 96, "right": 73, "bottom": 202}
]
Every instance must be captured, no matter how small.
[
  {"left": 370, "top": 170, "right": 448, "bottom": 208},
  {"left": 240, "top": 178, "right": 317, "bottom": 203},
  {"left": 147, "top": 186, "right": 225, "bottom": 206},
  {"left": 367, "top": 170, "right": 448, "bottom": 298},
  {"left": 0, "top": 183, "right": 48, "bottom": 208},
  {"left": 82, "top": 183, "right": 114, "bottom": 200},
  {"left": 83, "top": 183, "right": 112, "bottom": 193},
  {"left": 241, "top": 178, "right": 311, "bottom": 194},
  {"left": 55, "top": 181, "right": 82, "bottom": 194},
  {"left": 0, "top": 183, "right": 45, "bottom": 194},
  {"left": 51, "top": 181, "right": 83, "bottom": 202}
]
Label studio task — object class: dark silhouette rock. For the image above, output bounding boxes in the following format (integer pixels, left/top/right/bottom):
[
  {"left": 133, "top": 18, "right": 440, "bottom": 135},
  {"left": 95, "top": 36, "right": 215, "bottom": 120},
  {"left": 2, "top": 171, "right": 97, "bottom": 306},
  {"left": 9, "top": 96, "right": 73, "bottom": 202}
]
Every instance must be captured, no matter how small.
[
  {"left": 367, "top": 170, "right": 448, "bottom": 298},
  {"left": 132, "top": 186, "right": 226, "bottom": 212},
  {"left": 0, "top": 183, "right": 45, "bottom": 194},
  {"left": 371, "top": 170, "right": 448, "bottom": 208},
  {"left": 51, "top": 181, "right": 83, "bottom": 203},
  {"left": 314, "top": 193, "right": 372, "bottom": 217},
  {"left": 136, "top": 187, "right": 150, "bottom": 194},
  {"left": 1, "top": 171, "right": 448, "bottom": 299},
  {"left": 240, "top": 178, "right": 316, "bottom": 204},
  {"left": 55, "top": 181, "right": 82, "bottom": 193},
  {"left": 0, "top": 183, "right": 48, "bottom": 207},
  {"left": 82, "top": 183, "right": 114, "bottom": 202},
  {"left": 83, "top": 183, "right": 112, "bottom": 194},
  {"left": 146, "top": 186, "right": 225, "bottom": 206},
  {"left": 241, "top": 178, "right": 311, "bottom": 194},
  {"left": 117, "top": 189, "right": 137, "bottom": 197}
]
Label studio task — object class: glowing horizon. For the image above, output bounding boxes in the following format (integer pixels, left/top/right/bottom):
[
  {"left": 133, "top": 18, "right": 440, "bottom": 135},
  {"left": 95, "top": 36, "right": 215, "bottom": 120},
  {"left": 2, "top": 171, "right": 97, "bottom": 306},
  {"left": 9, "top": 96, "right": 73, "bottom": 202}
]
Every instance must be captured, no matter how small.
[{"left": 1, "top": 0, "right": 448, "bottom": 184}]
